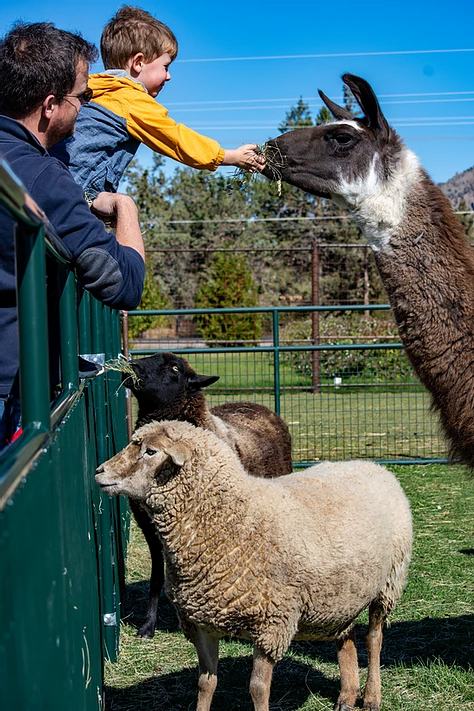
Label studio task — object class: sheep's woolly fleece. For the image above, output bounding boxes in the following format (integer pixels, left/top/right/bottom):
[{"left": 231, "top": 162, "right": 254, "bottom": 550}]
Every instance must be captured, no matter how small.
[{"left": 109, "top": 420, "right": 413, "bottom": 662}]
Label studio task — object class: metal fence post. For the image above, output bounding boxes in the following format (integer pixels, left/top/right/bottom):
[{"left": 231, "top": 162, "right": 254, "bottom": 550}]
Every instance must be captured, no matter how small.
[
  {"left": 311, "top": 239, "right": 321, "bottom": 395},
  {"left": 15, "top": 221, "right": 50, "bottom": 431},
  {"left": 58, "top": 266, "right": 79, "bottom": 390},
  {"left": 272, "top": 309, "right": 281, "bottom": 416}
]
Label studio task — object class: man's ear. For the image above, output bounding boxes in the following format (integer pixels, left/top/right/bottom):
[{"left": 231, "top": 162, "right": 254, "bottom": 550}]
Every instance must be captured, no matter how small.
[
  {"left": 163, "top": 442, "right": 191, "bottom": 467},
  {"left": 42, "top": 94, "right": 57, "bottom": 119}
]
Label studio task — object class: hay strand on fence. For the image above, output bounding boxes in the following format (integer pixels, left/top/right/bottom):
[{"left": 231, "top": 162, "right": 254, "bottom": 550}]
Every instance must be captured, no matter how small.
[{"left": 104, "top": 355, "right": 142, "bottom": 390}]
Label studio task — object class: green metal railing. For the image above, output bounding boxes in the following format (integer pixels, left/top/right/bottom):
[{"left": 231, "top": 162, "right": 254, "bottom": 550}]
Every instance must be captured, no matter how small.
[
  {"left": 0, "top": 160, "right": 129, "bottom": 711},
  {"left": 128, "top": 306, "right": 449, "bottom": 465}
]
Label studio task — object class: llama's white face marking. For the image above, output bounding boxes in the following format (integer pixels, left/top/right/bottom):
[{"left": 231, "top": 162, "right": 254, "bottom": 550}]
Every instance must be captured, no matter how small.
[
  {"left": 333, "top": 153, "right": 381, "bottom": 207},
  {"left": 333, "top": 147, "right": 422, "bottom": 252},
  {"left": 331, "top": 119, "right": 365, "bottom": 132}
]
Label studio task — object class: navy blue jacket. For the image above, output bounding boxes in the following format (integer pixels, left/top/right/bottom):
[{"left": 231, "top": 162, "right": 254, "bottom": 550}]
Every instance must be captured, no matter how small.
[{"left": 0, "top": 115, "right": 145, "bottom": 396}]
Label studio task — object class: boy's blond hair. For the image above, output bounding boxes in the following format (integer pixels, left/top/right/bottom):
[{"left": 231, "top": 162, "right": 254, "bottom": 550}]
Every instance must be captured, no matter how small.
[{"left": 100, "top": 5, "right": 178, "bottom": 69}]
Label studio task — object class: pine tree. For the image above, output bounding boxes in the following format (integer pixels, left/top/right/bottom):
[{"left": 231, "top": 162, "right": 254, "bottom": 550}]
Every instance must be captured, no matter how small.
[
  {"left": 315, "top": 106, "right": 332, "bottom": 125},
  {"left": 128, "top": 258, "right": 173, "bottom": 339},
  {"left": 195, "top": 252, "right": 262, "bottom": 345},
  {"left": 279, "top": 97, "right": 313, "bottom": 133}
]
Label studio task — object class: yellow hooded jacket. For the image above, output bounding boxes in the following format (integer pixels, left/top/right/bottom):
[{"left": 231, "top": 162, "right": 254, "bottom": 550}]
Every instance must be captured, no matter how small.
[{"left": 50, "top": 71, "right": 225, "bottom": 196}]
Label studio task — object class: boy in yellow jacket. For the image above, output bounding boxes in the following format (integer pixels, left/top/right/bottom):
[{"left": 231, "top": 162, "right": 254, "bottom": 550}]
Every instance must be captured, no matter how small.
[{"left": 51, "top": 5, "right": 265, "bottom": 197}]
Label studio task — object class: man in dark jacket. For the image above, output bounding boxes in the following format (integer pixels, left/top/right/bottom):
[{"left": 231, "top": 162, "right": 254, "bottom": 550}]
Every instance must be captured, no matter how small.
[{"left": 0, "top": 22, "right": 146, "bottom": 448}]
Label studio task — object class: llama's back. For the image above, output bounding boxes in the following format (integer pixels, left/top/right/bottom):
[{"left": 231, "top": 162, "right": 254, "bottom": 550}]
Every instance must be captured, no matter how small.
[{"left": 210, "top": 402, "right": 292, "bottom": 477}]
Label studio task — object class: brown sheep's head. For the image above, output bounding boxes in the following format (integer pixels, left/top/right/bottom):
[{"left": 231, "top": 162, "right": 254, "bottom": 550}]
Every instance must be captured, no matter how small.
[
  {"left": 95, "top": 422, "right": 192, "bottom": 501},
  {"left": 123, "top": 352, "right": 219, "bottom": 407}
]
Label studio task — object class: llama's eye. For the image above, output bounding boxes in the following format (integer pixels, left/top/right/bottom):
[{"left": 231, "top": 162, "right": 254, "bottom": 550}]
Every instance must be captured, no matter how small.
[
  {"left": 171, "top": 365, "right": 180, "bottom": 373},
  {"left": 333, "top": 133, "right": 354, "bottom": 145},
  {"left": 145, "top": 447, "right": 158, "bottom": 456}
]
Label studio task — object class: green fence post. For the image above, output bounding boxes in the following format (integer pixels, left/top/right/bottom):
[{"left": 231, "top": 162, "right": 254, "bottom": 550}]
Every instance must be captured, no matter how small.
[
  {"left": 15, "top": 222, "right": 50, "bottom": 431},
  {"left": 58, "top": 267, "right": 79, "bottom": 390},
  {"left": 90, "top": 298, "right": 119, "bottom": 661},
  {"left": 272, "top": 309, "right": 281, "bottom": 416}
]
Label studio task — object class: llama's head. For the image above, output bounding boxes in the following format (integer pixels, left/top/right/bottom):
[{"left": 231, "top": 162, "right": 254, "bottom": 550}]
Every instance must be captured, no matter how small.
[{"left": 263, "top": 74, "right": 409, "bottom": 210}]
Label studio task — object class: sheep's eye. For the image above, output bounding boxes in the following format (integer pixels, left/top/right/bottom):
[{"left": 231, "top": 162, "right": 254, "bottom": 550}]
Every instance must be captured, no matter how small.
[{"left": 145, "top": 447, "right": 158, "bottom": 456}]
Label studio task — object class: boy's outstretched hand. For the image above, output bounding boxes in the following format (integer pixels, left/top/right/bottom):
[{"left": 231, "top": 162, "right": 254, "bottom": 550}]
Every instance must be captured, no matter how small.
[{"left": 222, "top": 144, "right": 266, "bottom": 173}]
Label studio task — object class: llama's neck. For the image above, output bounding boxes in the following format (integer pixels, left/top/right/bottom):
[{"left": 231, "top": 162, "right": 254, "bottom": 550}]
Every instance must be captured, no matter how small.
[
  {"left": 344, "top": 155, "right": 474, "bottom": 465},
  {"left": 334, "top": 146, "right": 423, "bottom": 252}
]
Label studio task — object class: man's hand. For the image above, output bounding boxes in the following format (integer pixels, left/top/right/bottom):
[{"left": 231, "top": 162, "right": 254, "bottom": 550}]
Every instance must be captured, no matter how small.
[
  {"left": 91, "top": 193, "right": 145, "bottom": 261},
  {"left": 90, "top": 192, "right": 121, "bottom": 217}
]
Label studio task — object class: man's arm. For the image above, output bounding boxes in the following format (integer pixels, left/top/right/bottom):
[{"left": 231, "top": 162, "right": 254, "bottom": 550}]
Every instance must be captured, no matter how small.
[{"left": 29, "top": 160, "right": 145, "bottom": 310}]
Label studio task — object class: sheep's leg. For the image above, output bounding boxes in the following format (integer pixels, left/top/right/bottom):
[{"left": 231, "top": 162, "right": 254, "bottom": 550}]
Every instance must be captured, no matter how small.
[
  {"left": 249, "top": 645, "right": 275, "bottom": 711},
  {"left": 129, "top": 500, "right": 165, "bottom": 638},
  {"left": 334, "top": 627, "right": 360, "bottom": 711},
  {"left": 362, "top": 602, "right": 385, "bottom": 711},
  {"left": 190, "top": 628, "right": 219, "bottom": 711}
]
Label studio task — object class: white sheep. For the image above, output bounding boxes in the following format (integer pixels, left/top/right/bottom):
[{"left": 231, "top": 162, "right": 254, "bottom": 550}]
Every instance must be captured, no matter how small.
[{"left": 96, "top": 420, "right": 412, "bottom": 711}]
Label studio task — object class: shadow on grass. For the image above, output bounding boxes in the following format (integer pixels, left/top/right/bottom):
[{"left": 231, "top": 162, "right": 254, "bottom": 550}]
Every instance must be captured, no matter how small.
[
  {"left": 111, "top": 580, "right": 474, "bottom": 710},
  {"left": 105, "top": 653, "right": 340, "bottom": 711},
  {"left": 293, "top": 614, "right": 474, "bottom": 670}
]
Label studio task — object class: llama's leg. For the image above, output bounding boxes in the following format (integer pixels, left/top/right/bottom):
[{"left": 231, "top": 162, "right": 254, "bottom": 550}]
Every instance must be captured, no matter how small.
[
  {"left": 129, "top": 500, "right": 165, "bottom": 638},
  {"left": 362, "top": 601, "right": 385, "bottom": 711},
  {"left": 334, "top": 627, "right": 360, "bottom": 711},
  {"left": 189, "top": 627, "right": 219, "bottom": 711},
  {"left": 249, "top": 645, "right": 275, "bottom": 711}
]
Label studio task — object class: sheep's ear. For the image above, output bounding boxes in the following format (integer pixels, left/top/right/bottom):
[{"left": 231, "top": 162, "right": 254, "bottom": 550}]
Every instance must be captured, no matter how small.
[
  {"left": 341, "top": 73, "right": 389, "bottom": 139},
  {"left": 318, "top": 89, "right": 353, "bottom": 121},
  {"left": 188, "top": 373, "right": 220, "bottom": 391},
  {"left": 163, "top": 442, "right": 191, "bottom": 467}
]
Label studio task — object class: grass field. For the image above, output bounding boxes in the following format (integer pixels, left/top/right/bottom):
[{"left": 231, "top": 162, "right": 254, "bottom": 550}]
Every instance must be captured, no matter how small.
[{"left": 104, "top": 463, "right": 474, "bottom": 711}]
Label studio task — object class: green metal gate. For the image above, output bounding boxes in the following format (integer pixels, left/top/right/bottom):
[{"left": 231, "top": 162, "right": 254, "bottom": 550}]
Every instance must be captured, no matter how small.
[{"left": 0, "top": 160, "right": 129, "bottom": 710}]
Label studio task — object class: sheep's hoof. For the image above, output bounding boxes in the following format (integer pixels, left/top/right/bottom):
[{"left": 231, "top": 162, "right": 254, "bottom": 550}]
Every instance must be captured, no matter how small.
[
  {"left": 334, "top": 703, "right": 356, "bottom": 711},
  {"left": 136, "top": 624, "right": 156, "bottom": 639},
  {"left": 362, "top": 703, "right": 380, "bottom": 711}
]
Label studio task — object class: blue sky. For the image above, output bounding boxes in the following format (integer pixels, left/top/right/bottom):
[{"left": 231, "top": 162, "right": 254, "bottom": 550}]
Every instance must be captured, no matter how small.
[{"left": 1, "top": 0, "right": 473, "bottom": 184}]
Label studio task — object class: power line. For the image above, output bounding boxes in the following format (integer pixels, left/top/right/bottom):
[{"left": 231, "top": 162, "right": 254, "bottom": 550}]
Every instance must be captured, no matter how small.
[
  {"left": 166, "top": 91, "right": 474, "bottom": 107},
  {"left": 176, "top": 48, "right": 474, "bottom": 63},
  {"left": 143, "top": 212, "right": 473, "bottom": 226},
  {"left": 167, "top": 101, "right": 474, "bottom": 114},
  {"left": 174, "top": 122, "right": 474, "bottom": 130}
]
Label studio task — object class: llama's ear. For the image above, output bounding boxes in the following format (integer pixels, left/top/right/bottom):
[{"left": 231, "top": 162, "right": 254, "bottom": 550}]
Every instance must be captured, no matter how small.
[
  {"left": 341, "top": 74, "right": 390, "bottom": 139},
  {"left": 188, "top": 373, "right": 220, "bottom": 391},
  {"left": 318, "top": 90, "right": 353, "bottom": 121},
  {"left": 163, "top": 442, "right": 191, "bottom": 467}
]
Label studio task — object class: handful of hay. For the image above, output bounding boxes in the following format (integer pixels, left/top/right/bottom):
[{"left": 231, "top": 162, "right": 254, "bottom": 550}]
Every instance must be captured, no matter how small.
[
  {"left": 104, "top": 355, "right": 142, "bottom": 390},
  {"left": 231, "top": 143, "right": 285, "bottom": 196}
]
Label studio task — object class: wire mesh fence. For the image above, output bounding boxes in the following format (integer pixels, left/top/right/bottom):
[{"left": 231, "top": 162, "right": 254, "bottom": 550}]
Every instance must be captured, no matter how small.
[{"left": 128, "top": 304, "right": 449, "bottom": 465}]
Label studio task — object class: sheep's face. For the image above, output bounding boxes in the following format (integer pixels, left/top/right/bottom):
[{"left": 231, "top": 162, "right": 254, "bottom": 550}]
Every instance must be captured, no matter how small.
[
  {"left": 95, "top": 430, "right": 191, "bottom": 501},
  {"left": 124, "top": 352, "right": 219, "bottom": 407}
]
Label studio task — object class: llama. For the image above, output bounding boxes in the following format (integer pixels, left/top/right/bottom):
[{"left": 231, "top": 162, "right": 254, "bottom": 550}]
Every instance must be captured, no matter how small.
[{"left": 263, "top": 73, "right": 474, "bottom": 467}]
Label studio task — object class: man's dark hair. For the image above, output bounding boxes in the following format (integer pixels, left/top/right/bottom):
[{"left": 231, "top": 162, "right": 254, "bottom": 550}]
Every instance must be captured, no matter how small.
[{"left": 0, "top": 22, "right": 98, "bottom": 119}]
